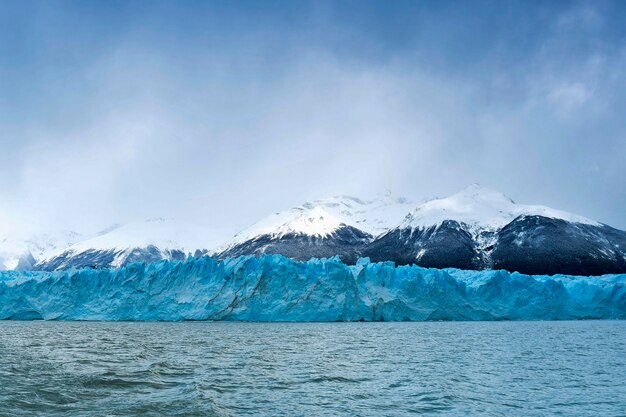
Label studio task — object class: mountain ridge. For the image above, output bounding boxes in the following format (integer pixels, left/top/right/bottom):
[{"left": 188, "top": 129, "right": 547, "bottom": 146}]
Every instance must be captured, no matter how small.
[{"left": 1, "top": 185, "right": 622, "bottom": 275}]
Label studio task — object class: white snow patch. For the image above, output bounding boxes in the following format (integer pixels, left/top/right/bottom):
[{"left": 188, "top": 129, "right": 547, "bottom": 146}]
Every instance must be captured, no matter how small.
[
  {"left": 401, "top": 184, "right": 599, "bottom": 232},
  {"left": 41, "top": 218, "right": 222, "bottom": 262},
  {"left": 229, "top": 193, "right": 413, "bottom": 246}
]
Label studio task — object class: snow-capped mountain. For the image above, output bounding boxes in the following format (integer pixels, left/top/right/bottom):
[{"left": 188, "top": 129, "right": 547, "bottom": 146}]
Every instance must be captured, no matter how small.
[
  {"left": 0, "top": 231, "right": 86, "bottom": 271},
  {"left": 363, "top": 185, "right": 626, "bottom": 275},
  {"left": 34, "top": 218, "right": 217, "bottom": 271},
  {"left": 230, "top": 193, "right": 412, "bottom": 242},
  {"left": 399, "top": 184, "right": 598, "bottom": 231},
  {"left": 217, "top": 194, "right": 413, "bottom": 263},
  {"left": 10, "top": 185, "right": 626, "bottom": 275},
  {"left": 0, "top": 239, "right": 36, "bottom": 271}
]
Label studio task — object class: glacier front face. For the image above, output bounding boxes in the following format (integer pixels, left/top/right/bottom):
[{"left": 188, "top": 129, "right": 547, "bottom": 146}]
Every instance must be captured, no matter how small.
[{"left": 0, "top": 255, "right": 624, "bottom": 321}]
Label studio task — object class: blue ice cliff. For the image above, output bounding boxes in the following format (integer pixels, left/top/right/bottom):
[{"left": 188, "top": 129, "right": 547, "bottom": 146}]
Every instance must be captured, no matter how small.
[{"left": 0, "top": 255, "right": 624, "bottom": 321}]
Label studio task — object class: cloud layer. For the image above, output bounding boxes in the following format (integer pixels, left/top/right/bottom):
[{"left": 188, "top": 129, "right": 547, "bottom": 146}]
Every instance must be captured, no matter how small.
[{"left": 1, "top": 0, "right": 625, "bottom": 238}]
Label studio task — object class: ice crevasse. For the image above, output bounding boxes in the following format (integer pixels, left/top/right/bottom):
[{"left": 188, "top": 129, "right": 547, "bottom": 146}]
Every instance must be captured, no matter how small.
[{"left": 0, "top": 255, "right": 624, "bottom": 321}]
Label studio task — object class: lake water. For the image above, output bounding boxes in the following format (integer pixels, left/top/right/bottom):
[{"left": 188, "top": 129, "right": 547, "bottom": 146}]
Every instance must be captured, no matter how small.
[{"left": 0, "top": 321, "right": 624, "bottom": 416}]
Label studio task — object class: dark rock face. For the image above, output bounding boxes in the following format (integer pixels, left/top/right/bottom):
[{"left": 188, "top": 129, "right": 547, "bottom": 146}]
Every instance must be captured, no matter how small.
[
  {"left": 218, "top": 225, "right": 371, "bottom": 265},
  {"left": 35, "top": 249, "right": 120, "bottom": 271},
  {"left": 490, "top": 216, "right": 626, "bottom": 276},
  {"left": 362, "top": 220, "right": 479, "bottom": 270},
  {"left": 363, "top": 216, "right": 626, "bottom": 275}
]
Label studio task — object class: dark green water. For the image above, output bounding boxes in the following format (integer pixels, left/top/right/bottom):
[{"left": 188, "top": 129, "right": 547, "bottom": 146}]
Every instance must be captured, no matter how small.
[{"left": 0, "top": 321, "right": 624, "bottom": 416}]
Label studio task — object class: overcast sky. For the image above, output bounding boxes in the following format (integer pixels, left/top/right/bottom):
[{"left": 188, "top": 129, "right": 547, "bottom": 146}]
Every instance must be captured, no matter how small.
[{"left": 1, "top": 0, "right": 625, "bottom": 238}]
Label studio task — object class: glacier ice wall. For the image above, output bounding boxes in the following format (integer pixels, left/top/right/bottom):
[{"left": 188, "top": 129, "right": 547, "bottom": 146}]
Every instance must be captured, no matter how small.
[{"left": 0, "top": 255, "right": 624, "bottom": 321}]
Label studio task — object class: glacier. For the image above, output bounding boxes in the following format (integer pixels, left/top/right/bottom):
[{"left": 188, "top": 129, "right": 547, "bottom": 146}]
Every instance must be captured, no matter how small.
[{"left": 0, "top": 255, "right": 624, "bottom": 321}]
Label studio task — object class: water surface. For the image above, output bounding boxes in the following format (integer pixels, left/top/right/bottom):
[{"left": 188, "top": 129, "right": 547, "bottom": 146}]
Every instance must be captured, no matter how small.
[{"left": 0, "top": 321, "right": 624, "bottom": 416}]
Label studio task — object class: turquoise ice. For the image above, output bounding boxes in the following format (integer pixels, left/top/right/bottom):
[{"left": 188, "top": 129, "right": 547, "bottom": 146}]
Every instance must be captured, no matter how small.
[{"left": 0, "top": 255, "right": 624, "bottom": 321}]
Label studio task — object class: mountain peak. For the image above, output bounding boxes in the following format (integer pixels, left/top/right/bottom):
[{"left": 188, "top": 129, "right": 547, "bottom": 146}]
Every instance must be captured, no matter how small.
[
  {"left": 230, "top": 193, "right": 414, "bottom": 245},
  {"left": 454, "top": 184, "right": 516, "bottom": 205},
  {"left": 402, "top": 185, "right": 597, "bottom": 231},
  {"left": 46, "top": 218, "right": 217, "bottom": 258}
]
